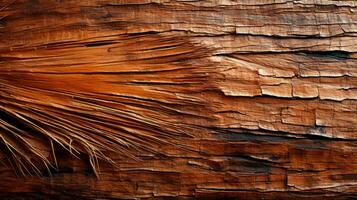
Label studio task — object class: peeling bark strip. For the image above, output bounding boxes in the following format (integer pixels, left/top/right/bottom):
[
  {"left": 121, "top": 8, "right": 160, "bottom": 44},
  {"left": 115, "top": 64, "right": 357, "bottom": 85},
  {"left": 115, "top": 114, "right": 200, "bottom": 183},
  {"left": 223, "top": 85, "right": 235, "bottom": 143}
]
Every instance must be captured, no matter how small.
[{"left": 0, "top": 0, "right": 356, "bottom": 199}]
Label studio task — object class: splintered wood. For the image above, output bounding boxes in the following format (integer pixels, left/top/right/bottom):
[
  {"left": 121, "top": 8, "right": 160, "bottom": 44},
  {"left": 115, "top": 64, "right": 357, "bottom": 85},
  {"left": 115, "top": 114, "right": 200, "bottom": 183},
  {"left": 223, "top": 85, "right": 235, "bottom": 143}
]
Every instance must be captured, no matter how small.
[{"left": 0, "top": 0, "right": 356, "bottom": 199}]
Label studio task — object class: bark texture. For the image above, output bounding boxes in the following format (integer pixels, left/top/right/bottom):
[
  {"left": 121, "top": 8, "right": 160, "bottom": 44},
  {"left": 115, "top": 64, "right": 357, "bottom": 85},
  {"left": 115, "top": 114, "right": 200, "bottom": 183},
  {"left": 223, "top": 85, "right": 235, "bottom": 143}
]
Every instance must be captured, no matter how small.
[{"left": 0, "top": 0, "right": 356, "bottom": 199}]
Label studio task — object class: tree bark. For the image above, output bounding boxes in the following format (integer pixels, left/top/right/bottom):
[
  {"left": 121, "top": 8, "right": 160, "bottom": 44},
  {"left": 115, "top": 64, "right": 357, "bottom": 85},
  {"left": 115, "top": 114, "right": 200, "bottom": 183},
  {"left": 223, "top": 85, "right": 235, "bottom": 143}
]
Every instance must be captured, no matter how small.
[{"left": 0, "top": 0, "right": 356, "bottom": 199}]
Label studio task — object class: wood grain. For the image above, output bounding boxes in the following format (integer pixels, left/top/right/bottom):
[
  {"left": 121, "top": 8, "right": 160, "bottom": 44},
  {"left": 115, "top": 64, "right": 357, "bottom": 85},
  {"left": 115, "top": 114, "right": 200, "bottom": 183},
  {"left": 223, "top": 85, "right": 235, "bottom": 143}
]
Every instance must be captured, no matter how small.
[{"left": 0, "top": 0, "right": 356, "bottom": 199}]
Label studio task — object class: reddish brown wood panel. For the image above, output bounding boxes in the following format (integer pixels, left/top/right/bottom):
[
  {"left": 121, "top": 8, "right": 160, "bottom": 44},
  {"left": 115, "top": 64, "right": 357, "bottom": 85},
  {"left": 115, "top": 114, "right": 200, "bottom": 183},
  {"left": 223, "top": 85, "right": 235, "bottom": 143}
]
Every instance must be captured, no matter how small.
[{"left": 0, "top": 0, "right": 356, "bottom": 199}]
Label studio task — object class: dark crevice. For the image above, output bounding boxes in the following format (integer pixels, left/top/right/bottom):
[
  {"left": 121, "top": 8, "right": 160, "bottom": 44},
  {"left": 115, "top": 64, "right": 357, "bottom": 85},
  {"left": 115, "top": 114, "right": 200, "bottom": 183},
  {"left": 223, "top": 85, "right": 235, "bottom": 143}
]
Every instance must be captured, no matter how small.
[
  {"left": 104, "top": 2, "right": 162, "bottom": 8},
  {"left": 216, "top": 50, "right": 352, "bottom": 60},
  {"left": 127, "top": 31, "right": 160, "bottom": 36},
  {"left": 302, "top": 50, "right": 350, "bottom": 60},
  {"left": 83, "top": 40, "right": 115, "bottom": 47},
  {"left": 209, "top": 127, "right": 357, "bottom": 141}
]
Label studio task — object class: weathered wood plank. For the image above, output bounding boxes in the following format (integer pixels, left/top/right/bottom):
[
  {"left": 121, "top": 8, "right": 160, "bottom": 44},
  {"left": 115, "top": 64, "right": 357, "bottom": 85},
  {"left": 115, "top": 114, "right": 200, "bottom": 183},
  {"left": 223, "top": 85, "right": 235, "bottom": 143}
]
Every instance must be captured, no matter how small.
[{"left": 0, "top": 0, "right": 356, "bottom": 199}]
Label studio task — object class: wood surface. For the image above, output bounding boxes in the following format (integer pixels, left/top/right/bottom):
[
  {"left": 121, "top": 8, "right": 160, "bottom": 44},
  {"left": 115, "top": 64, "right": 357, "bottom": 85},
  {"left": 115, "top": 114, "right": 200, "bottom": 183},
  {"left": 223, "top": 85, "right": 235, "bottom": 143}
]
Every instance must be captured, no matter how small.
[{"left": 0, "top": 0, "right": 356, "bottom": 199}]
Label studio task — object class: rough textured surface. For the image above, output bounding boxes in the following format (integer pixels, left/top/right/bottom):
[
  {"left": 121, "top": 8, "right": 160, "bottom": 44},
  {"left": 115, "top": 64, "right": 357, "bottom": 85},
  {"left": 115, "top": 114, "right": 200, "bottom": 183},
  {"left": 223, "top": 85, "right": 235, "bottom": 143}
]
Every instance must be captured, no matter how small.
[{"left": 0, "top": 0, "right": 356, "bottom": 199}]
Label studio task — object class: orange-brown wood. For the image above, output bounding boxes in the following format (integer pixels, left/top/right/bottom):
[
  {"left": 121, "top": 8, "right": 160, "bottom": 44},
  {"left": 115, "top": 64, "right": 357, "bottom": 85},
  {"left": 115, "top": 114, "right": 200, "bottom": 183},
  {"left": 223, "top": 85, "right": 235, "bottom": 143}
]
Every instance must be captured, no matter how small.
[{"left": 0, "top": 0, "right": 356, "bottom": 199}]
